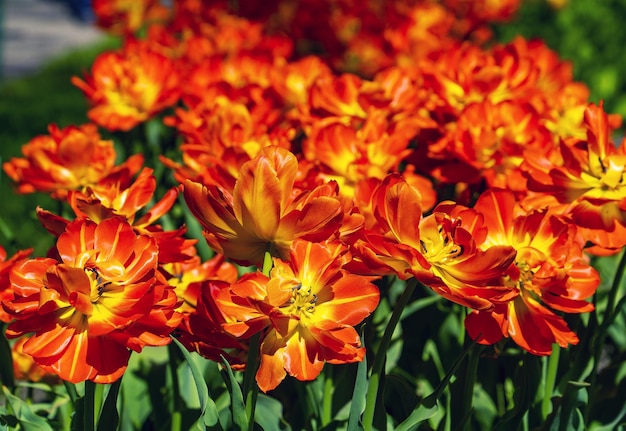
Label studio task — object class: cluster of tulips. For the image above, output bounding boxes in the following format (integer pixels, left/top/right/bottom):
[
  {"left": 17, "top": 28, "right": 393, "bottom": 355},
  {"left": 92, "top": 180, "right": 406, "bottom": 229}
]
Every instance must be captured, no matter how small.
[{"left": 2, "top": 0, "right": 625, "bottom": 429}]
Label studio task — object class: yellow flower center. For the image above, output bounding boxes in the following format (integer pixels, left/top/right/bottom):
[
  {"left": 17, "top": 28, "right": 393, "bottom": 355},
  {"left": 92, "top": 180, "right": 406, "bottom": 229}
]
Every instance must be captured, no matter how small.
[
  {"left": 55, "top": 265, "right": 116, "bottom": 325},
  {"left": 86, "top": 267, "right": 112, "bottom": 304},
  {"left": 420, "top": 221, "right": 464, "bottom": 264},
  {"left": 599, "top": 158, "right": 625, "bottom": 190},
  {"left": 580, "top": 154, "right": 626, "bottom": 201},
  {"left": 503, "top": 259, "right": 543, "bottom": 305},
  {"left": 283, "top": 284, "right": 318, "bottom": 318}
]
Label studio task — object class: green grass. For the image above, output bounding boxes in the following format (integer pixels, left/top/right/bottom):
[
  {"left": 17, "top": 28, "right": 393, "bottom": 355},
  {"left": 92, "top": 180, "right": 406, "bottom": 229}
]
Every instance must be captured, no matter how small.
[{"left": 0, "top": 37, "right": 119, "bottom": 256}]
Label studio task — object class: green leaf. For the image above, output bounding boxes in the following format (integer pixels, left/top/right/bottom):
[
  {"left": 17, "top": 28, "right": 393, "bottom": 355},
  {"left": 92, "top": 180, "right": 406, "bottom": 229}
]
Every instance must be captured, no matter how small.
[
  {"left": 219, "top": 356, "right": 248, "bottom": 431},
  {"left": 554, "top": 382, "right": 589, "bottom": 431},
  {"left": 121, "top": 352, "right": 160, "bottom": 429},
  {"left": 394, "top": 402, "right": 439, "bottom": 431},
  {"left": 422, "top": 341, "right": 477, "bottom": 408},
  {"left": 255, "top": 394, "right": 291, "bottom": 431},
  {"left": 550, "top": 408, "right": 587, "bottom": 431},
  {"left": 399, "top": 294, "right": 441, "bottom": 321},
  {"left": 493, "top": 355, "right": 542, "bottom": 431},
  {"left": 588, "top": 402, "right": 626, "bottom": 431},
  {"left": 171, "top": 337, "right": 223, "bottom": 430},
  {"left": 0, "top": 327, "right": 15, "bottom": 389},
  {"left": 390, "top": 343, "right": 474, "bottom": 431},
  {"left": 2, "top": 385, "right": 54, "bottom": 431},
  {"left": 96, "top": 380, "right": 121, "bottom": 431},
  {"left": 472, "top": 384, "right": 498, "bottom": 430},
  {"left": 70, "top": 390, "right": 85, "bottom": 431},
  {"left": 347, "top": 330, "right": 368, "bottom": 431}
]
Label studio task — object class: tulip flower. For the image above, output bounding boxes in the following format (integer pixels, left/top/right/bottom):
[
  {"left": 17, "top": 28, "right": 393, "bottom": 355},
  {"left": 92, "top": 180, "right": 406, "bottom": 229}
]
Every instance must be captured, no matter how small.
[
  {"left": 4, "top": 217, "right": 181, "bottom": 383},
  {"left": 465, "top": 188, "right": 599, "bottom": 355},
  {"left": 215, "top": 240, "right": 379, "bottom": 392}
]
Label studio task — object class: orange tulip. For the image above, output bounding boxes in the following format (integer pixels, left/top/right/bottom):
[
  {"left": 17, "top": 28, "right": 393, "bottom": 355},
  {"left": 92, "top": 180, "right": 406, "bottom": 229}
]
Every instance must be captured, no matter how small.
[
  {"left": 11, "top": 337, "right": 60, "bottom": 384},
  {"left": 160, "top": 248, "right": 246, "bottom": 366},
  {"left": 65, "top": 167, "right": 178, "bottom": 232},
  {"left": 4, "top": 217, "right": 181, "bottom": 383},
  {"left": 431, "top": 100, "right": 553, "bottom": 193},
  {"left": 350, "top": 175, "right": 516, "bottom": 310},
  {"left": 0, "top": 246, "right": 32, "bottom": 323},
  {"left": 183, "top": 146, "right": 351, "bottom": 266},
  {"left": 164, "top": 251, "right": 239, "bottom": 314},
  {"left": 2, "top": 124, "right": 141, "bottom": 199},
  {"left": 302, "top": 114, "right": 433, "bottom": 200},
  {"left": 162, "top": 96, "right": 294, "bottom": 186},
  {"left": 410, "top": 204, "right": 518, "bottom": 310},
  {"left": 465, "top": 189, "right": 599, "bottom": 355},
  {"left": 215, "top": 240, "right": 379, "bottom": 392},
  {"left": 176, "top": 279, "right": 248, "bottom": 368},
  {"left": 36, "top": 165, "right": 194, "bottom": 267},
  {"left": 523, "top": 102, "right": 626, "bottom": 254},
  {"left": 72, "top": 39, "right": 180, "bottom": 131}
]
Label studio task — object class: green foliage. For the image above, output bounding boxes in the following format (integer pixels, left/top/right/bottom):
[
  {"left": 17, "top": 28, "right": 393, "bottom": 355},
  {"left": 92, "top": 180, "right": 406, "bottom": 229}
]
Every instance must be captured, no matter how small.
[
  {"left": 493, "top": 0, "right": 626, "bottom": 118},
  {"left": 171, "top": 338, "right": 223, "bottom": 430},
  {"left": 0, "top": 386, "right": 54, "bottom": 431}
]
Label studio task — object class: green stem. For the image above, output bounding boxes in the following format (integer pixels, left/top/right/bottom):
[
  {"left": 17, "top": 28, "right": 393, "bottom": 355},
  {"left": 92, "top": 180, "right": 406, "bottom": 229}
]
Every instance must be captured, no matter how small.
[
  {"left": 169, "top": 343, "right": 183, "bottom": 431},
  {"left": 362, "top": 277, "right": 418, "bottom": 431},
  {"left": 0, "top": 324, "right": 15, "bottom": 390},
  {"left": 496, "top": 382, "right": 506, "bottom": 417},
  {"left": 84, "top": 380, "right": 96, "bottom": 431},
  {"left": 171, "top": 408, "right": 182, "bottom": 430},
  {"left": 459, "top": 343, "right": 481, "bottom": 430},
  {"left": 322, "top": 366, "right": 334, "bottom": 426},
  {"left": 262, "top": 249, "right": 273, "bottom": 276},
  {"left": 541, "top": 345, "right": 560, "bottom": 420},
  {"left": 94, "top": 383, "right": 105, "bottom": 423},
  {"left": 587, "top": 249, "right": 626, "bottom": 418},
  {"left": 243, "top": 332, "right": 261, "bottom": 431},
  {"left": 63, "top": 381, "right": 79, "bottom": 405},
  {"left": 243, "top": 250, "right": 273, "bottom": 430},
  {"left": 598, "top": 248, "right": 626, "bottom": 333}
]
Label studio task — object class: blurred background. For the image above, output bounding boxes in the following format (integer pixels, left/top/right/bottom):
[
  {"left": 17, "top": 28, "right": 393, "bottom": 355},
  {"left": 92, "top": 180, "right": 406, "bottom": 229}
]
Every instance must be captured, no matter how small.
[
  {"left": 0, "top": 0, "right": 111, "bottom": 254},
  {"left": 493, "top": 0, "right": 626, "bottom": 119},
  {"left": 1, "top": 0, "right": 102, "bottom": 79}
]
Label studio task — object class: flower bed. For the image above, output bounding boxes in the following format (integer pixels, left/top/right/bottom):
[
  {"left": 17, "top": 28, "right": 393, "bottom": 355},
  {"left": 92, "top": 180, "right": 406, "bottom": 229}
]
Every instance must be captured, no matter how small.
[{"left": 1, "top": 1, "right": 625, "bottom": 430}]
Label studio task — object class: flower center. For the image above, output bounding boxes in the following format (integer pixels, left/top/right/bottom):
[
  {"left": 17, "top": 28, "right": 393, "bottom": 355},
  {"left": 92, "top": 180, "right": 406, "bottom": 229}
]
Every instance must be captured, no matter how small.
[
  {"left": 503, "top": 260, "right": 537, "bottom": 295},
  {"left": 86, "top": 267, "right": 112, "bottom": 303},
  {"left": 599, "top": 158, "right": 625, "bottom": 190},
  {"left": 515, "top": 261, "right": 534, "bottom": 288},
  {"left": 420, "top": 221, "right": 464, "bottom": 264},
  {"left": 283, "top": 284, "right": 318, "bottom": 318}
]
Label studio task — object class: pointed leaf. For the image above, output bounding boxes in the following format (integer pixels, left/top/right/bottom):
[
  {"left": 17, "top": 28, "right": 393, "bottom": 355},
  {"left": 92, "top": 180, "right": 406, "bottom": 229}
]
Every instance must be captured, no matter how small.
[
  {"left": 96, "top": 380, "right": 121, "bottom": 431},
  {"left": 255, "top": 394, "right": 291, "bottom": 431},
  {"left": 0, "top": 327, "right": 14, "bottom": 389},
  {"left": 219, "top": 356, "right": 248, "bottom": 431},
  {"left": 493, "top": 355, "right": 542, "bottom": 431},
  {"left": 347, "top": 328, "right": 368, "bottom": 431},
  {"left": 171, "top": 337, "right": 223, "bottom": 430},
  {"left": 2, "top": 386, "right": 54, "bottom": 431},
  {"left": 395, "top": 402, "right": 439, "bottom": 431}
]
